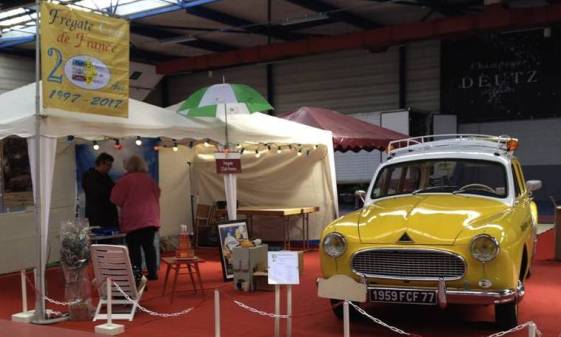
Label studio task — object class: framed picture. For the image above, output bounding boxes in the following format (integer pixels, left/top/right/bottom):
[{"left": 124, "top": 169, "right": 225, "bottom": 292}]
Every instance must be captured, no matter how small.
[{"left": 217, "top": 220, "right": 249, "bottom": 281}]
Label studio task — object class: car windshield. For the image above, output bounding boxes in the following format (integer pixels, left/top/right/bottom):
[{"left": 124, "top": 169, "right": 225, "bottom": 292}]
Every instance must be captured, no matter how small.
[{"left": 370, "top": 159, "right": 508, "bottom": 199}]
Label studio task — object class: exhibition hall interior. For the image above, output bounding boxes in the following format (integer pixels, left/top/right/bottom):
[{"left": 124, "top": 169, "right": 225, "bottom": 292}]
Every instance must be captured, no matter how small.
[{"left": 1, "top": 0, "right": 561, "bottom": 336}]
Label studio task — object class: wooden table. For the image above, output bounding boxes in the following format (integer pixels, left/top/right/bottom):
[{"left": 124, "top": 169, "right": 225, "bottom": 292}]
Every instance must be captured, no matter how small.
[
  {"left": 161, "top": 256, "right": 204, "bottom": 303},
  {"left": 218, "top": 206, "right": 319, "bottom": 250}
]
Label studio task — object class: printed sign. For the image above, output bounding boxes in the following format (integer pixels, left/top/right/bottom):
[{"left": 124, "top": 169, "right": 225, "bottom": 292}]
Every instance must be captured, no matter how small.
[
  {"left": 214, "top": 152, "right": 242, "bottom": 174},
  {"left": 268, "top": 251, "right": 299, "bottom": 285},
  {"left": 40, "top": 3, "right": 129, "bottom": 117},
  {"left": 442, "top": 30, "right": 561, "bottom": 122}
]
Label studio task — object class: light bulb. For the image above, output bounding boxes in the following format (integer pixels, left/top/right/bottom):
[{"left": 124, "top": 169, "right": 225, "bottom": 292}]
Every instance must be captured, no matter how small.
[
  {"left": 255, "top": 149, "right": 260, "bottom": 158},
  {"left": 204, "top": 139, "right": 210, "bottom": 147},
  {"left": 173, "top": 142, "right": 179, "bottom": 152},
  {"left": 277, "top": 148, "right": 282, "bottom": 154},
  {"left": 135, "top": 136, "right": 142, "bottom": 146},
  {"left": 297, "top": 149, "right": 303, "bottom": 156},
  {"left": 93, "top": 141, "right": 100, "bottom": 151}
]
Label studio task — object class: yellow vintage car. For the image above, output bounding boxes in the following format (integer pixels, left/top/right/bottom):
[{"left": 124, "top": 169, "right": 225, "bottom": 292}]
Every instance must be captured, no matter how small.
[{"left": 319, "top": 135, "right": 541, "bottom": 329}]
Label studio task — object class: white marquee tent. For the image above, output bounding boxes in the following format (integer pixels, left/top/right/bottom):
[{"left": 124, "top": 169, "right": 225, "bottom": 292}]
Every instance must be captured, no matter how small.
[{"left": 0, "top": 82, "right": 338, "bottom": 314}]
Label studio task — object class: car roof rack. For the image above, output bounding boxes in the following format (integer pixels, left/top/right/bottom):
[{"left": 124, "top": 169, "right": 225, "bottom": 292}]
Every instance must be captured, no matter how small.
[{"left": 387, "top": 134, "right": 519, "bottom": 157}]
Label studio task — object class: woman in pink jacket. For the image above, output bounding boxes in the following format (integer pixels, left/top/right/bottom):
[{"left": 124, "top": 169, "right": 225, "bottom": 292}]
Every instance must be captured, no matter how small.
[{"left": 111, "top": 155, "right": 161, "bottom": 280}]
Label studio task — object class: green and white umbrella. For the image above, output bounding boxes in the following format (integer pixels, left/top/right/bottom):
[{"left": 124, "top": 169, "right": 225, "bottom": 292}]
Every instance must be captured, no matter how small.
[{"left": 177, "top": 83, "right": 273, "bottom": 120}]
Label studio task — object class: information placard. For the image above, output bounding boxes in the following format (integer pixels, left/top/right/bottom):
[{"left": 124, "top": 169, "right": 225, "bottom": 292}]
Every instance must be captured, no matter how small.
[
  {"left": 40, "top": 2, "right": 129, "bottom": 117},
  {"left": 268, "top": 251, "right": 299, "bottom": 285},
  {"left": 214, "top": 152, "right": 242, "bottom": 174}
]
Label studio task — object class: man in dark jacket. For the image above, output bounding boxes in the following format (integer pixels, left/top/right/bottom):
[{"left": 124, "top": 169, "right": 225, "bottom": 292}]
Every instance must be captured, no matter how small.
[{"left": 82, "top": 152, "right": 118, "bottom": 228}]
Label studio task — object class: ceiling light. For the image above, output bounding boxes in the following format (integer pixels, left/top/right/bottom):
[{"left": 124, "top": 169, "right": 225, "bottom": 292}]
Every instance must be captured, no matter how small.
[
  {"left": 158, "top": 35, "right": 197, "bottom": 45},
  {"left": 135, "top": 136, "right": 142, "bottom": 146}
]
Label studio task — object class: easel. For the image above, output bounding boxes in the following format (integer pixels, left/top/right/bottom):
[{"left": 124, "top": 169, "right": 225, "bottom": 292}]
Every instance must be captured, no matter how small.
[{"left": 273, "top": 284, "right": 293, "bottom": 337}]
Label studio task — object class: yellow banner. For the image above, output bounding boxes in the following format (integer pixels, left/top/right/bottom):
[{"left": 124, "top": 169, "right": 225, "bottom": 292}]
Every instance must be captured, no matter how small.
[{"left": 40, "top": 2, "right": 129, "bottom": 118}]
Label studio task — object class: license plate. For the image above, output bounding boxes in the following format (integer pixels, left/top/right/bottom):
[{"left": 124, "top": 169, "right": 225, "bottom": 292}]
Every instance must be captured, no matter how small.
[{"left": 369, "top": 288, "right": 437, "bottom": 305}]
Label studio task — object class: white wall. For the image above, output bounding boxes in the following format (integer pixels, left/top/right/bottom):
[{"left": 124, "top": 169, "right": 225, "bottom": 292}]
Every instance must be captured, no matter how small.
[
  {"left": 0, "top": 54, "right": 34, "bottom": 95},
  {"left": 0, "top": 141, "right": 75, "bottom": 274},
  {"left": 158, "top": 146, "right": 193, "bottom": 237},
  {"left": 274, "top": 49, "right": 399, "bottom": 114},
  {"left": 406, "top": 40, "right": 441, "bottom": 112},
  {"left": 460, "top": 118, "right": 561, "bottom": 202}
]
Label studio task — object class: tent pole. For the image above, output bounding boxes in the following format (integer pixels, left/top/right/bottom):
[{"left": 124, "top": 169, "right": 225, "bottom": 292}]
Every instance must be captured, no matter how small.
[
  {"left": 224, "top": 103, "right": 229, "bottom": 149},
  {"left": 32, "top": 0, "right": 46, "bottom": 322}
]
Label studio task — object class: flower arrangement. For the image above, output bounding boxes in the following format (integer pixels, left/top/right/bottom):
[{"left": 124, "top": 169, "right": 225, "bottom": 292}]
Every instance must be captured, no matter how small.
[
  {"left": 60, "top": 219, "right": 90, "bottom": 270},
  {"left": 59, "top": 218, "right": 93, "bottom": 320}
]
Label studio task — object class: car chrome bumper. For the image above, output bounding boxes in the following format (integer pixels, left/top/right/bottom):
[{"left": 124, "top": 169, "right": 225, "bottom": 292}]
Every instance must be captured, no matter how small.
[{"left": 368, "top": 279, "right": 525, "bottom": 308}]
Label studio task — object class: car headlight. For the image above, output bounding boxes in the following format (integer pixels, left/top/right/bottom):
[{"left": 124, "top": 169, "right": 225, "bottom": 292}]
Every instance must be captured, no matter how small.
[
  {"left": 470, "top": 234, "right": 499, "bottom": 263},
  {"left": 322, "top": 232, "right": 347, "bottom": 258}
]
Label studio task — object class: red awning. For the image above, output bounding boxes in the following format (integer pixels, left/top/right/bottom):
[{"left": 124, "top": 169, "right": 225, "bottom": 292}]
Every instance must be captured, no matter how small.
[{"left": 280, "top": 107, "right": 407, "bottom": 152}]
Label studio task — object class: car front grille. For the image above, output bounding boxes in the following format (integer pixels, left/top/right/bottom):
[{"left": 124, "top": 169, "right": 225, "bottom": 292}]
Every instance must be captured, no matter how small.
[{"left": 351, "top": 249, "right": 466, "bottom": 281}]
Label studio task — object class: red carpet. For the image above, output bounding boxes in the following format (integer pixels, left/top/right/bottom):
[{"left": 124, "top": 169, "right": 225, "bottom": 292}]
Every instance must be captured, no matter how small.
[{"left": 1, "top": 231, "right": 560, "bottom": 337}]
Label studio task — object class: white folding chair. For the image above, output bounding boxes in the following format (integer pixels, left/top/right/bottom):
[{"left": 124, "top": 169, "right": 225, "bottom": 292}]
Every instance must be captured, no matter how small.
[{"left": 90, "top": 244, "right": 147, "bottom": 321}]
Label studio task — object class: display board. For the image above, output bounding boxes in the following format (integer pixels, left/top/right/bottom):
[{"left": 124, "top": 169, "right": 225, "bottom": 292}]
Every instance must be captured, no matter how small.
[
  {"left": 40, "top": 2, "right": 130, "bottom": 117},
  {"left": 442, "top": 30, "right": 561, "bottom": 122}
]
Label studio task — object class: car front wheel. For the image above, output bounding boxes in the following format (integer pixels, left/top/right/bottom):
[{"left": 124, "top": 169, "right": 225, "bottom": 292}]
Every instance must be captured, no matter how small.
[{"left": 495, "top": 301, "right": 518, "bottom": 330}]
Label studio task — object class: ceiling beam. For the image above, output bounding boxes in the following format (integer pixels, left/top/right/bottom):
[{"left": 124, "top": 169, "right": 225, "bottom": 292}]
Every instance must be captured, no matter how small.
[
  {"left": 129, "top": 44, "right": 177, "bottom": 64},
  {"left": 130, "top": 23, "right": 235, "bottom": 52},
  {"left": 187, "top": 6, "right": 312, "bottom": 40},
  {"left": 285, "top": 0, "right": 382, "bottom": 29},
  {"left": 392, "top": 0, "right": 482, "bottom": 16},
  {"left": 156, "top": 3, "right": 561, "bottom": 74}
]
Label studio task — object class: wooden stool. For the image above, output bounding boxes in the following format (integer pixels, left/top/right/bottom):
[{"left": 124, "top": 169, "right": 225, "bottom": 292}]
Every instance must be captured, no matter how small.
[{"left": 161, "top": 256, "right": 204, "bottom": 303}]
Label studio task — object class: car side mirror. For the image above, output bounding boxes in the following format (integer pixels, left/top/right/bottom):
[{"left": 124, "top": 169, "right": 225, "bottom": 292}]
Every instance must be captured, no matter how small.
[
  {"left": 355, "top": 190, "right": 366, "bottom": 202},
  {"left": 526, "top": 180, "right": 542, "bottom": 192},
  {"left": 354, "top": 190, "right": 366, "bottom": 209}
]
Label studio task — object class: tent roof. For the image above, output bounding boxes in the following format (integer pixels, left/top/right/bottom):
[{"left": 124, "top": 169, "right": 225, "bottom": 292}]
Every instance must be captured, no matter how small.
[
  {"left": 280, "top": 106, "right": 407, "bottom": 152},
  {"left": 0, "top": 83, "right": 333, "bottom": 147}
]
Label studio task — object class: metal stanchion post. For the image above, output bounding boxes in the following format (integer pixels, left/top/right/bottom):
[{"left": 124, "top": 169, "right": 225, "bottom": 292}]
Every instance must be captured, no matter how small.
[
  {"left": 343, "top": 301, "right": 350, "bottom": 337},
  {"left": 555, "top": 207, "right": 561, "bottom": 261},
  {"left": 11, "top": 270, "right": 34, "bottom": 323},
  {"left": 274, "top": 284, "right": 280, "bottom": 337},
  {"left": 528, "top": 322, "right": 537, "bottom": 337},
  {"left": 95, "top": 277, "right": 124, "bottom": 335},
  {"left": 286, "top": 285, "right": 292, "bottom": 337},
  {"left": 21, "top": 270, "right": 27, "bottom": 313},
  {"left": 215, "top": 290, "right": 221, "bottom": 337},
  {"left": 107, "top": 278, "right": 113, "bottom": 326}
]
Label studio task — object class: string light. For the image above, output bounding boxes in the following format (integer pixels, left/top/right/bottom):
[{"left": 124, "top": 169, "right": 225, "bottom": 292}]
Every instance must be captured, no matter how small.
[
  {"left": 255, "top": 149, "right": 260, "bottom": 158},
  {"left": 204, "top": 139, "right": 210, "bottom": 147},
  {"left": 297, "top": 148, "right": 303, "bottom": 156},
  {"left": 135, "top": 136, "right": 142, "bottom": 146},
  {"left": 93, "top": 141, "right": 100, "bottom": 151},
  {"left": 172, "top": 140, "right": 179, "bottom": 152},
  {"left": 277, "top": 146, "right": 282, "bottom": 154}
]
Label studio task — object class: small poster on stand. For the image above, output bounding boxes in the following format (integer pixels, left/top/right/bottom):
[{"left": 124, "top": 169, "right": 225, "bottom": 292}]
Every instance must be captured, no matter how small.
[
  {"left": 268, "top": 251, "right": 300, "bottom": 285},
  {"left": 217, "top": 220, "right": 248, "bottom": 281}
]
